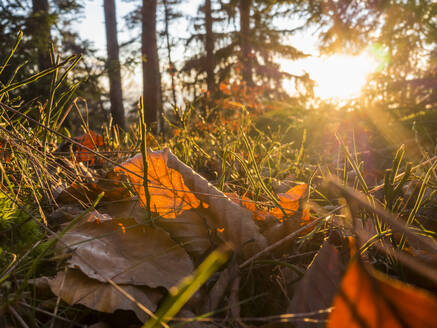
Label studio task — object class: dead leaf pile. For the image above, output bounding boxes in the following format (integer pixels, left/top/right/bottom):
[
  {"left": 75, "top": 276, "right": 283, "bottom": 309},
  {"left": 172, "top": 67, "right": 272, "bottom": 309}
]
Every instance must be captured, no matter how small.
[
  {"left": 47, "top": 148, "right": 276, "bottom": 321},
  {"left": 39, "top": 147, "right": 437, "bottom": 327},
  {"left": 113, "top": 148, "right": 268, "bottom": 259}
]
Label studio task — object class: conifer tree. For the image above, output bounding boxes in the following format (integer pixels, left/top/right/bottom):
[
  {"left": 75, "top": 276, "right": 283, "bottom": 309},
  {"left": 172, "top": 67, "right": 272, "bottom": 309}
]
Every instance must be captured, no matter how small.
[
  {"left": 182, "top": 0, "right": 226, "bottom": 99},
  {"left": 182, "top": 0, "right": 313, "bottom": 103}
]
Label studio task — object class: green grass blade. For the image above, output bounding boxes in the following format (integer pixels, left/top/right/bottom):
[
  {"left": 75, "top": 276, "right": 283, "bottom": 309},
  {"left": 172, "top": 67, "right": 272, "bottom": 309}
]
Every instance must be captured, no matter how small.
[
  {"left": 399, "top": 160, "right": 437, "bottom": 250},
  {"left": 143, "top": 246, "right": 230, "bottom": 328},
  {"left": 0, "top": 30, "right": 22, "bottom": 76},
  {"left": 0, "top": 55, "right": 77, "bottom": 96}
]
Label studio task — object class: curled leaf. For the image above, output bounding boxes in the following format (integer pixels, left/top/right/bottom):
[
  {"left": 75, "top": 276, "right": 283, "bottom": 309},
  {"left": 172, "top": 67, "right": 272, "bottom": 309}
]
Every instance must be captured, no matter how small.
[
  {"left": 328, "top": 260, "right": 437, "bottom": 328},
  {"left": 271, "top": 184, "right": 307, "bottom": 220},
  {"left": 115, "top": 149, "right": 267, "bottom": 259},
  {"left": 226, "top": 193, "right": 269, "bottom": 221},
  {"left": 157, "top": 208, "right": 216, "bottom": 259},
  {"left": 165, "top": 149, "right": 267, "bottom": 258}
]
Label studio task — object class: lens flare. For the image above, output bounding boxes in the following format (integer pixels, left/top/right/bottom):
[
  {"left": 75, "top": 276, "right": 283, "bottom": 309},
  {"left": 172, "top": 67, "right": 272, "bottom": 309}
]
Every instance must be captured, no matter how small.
[{"left": 280, "top": 51, "right": 380, "bottom": 100}]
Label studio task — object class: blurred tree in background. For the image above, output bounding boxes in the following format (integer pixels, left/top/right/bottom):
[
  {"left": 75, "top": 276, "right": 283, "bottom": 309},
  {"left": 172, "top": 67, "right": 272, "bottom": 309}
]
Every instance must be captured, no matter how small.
[
  {"left": 104, "top": 0, "right": 125, "bottom": 129},
  {"left": 0, "top": 0, "right": 111, "bottom": 131},
  {"left": 0, "top": 0, "right": 435, "bottom": 134}
]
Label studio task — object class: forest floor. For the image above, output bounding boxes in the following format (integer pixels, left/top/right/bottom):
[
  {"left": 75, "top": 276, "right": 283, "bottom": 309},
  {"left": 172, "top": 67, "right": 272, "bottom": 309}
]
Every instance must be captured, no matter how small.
[{"left": 1, "top": 97, "right": 437, "bottom": 328}]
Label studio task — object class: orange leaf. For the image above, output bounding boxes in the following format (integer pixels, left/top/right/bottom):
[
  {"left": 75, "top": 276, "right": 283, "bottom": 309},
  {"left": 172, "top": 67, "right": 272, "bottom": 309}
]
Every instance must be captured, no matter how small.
[
  {"left": 270, "top": 184, "right": 307, "bottom": 220},
  {"left": 301, "top": 207, "right": 311, "bottom": 223},
  {"left": 226, "top": 193, "right": 268, "bottom": 221},
  {"left": 114, "top": 149, "right": 206, "bottom": 218},
  {"left": 0, "top": 140, "right": 11, "bottom": 163},
  {"left": 299, "top": 207, "right": 316, "bottom": 235},
  {"left": 75, "top": 131, "right": 104, "bottom": 164},
  {"left": 328, "top": 260, "right": 437, "bottom": 328}
]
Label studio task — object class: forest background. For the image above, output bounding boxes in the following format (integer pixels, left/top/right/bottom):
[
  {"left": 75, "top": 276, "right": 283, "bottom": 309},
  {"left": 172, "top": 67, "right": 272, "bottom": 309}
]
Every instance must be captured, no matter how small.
[{"left": 0, "top": 0, "right": 437, "bottom": 327}]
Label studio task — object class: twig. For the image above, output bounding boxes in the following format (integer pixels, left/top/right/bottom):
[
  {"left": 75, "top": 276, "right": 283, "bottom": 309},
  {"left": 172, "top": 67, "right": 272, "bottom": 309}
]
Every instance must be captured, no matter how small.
[
  {"left": 168, "top": 308, "right": 332, "bottom": 322},
  {"left": 7, "top": 305, "right": 29, "bottom": 328},
  {"left": 137, "top": 96, "right": 152, "bottom": 223},
  {"left": 19, "top": 302, "right": 86, "bottom": 327},
  {"left": 107, "top": 279, "right": 167, "bottom": 327}
]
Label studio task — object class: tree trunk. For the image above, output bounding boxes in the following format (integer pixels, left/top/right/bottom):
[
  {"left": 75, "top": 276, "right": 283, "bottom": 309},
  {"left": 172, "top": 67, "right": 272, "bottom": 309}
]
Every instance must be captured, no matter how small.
[
  {"left": 239, "top": 0, "right": 253, "bottom": 86},
  {"left": 142, "top": 0, "right": 162, "bottom": 131},
  {"left": 205, "top": 0, "right": 216, "bottom": 97},
  {"left": 163, "top": 0, "right": 177, "bottom": 106},
  {"left": 103, "top": 0, "right": 126, "bottom": 130},
  {"left": 31, "top": 0, "right": 51, "bottom": 70}
]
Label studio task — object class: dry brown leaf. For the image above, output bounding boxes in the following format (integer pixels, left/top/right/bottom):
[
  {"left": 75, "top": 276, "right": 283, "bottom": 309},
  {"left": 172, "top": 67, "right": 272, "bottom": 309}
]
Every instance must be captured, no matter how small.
[
  {"left": 114, "top": 149, "right": 267, "bottom": 259},
  {"left": 49, "top": 269, "right": 162, "bottom": 322},
  {"left": 287, "top": 241, "right": 344, "bottom": 328},
  {"left": 157, "top": 208, "right": 216, "bottom": 259},
  {"left": 57, "top": 217, "right": 193, "bottom": 288},
  {"left": 57, "top": 171, "right": 130, "bottom": 205},
  {"left": 271, "top": 184, "right": 307, "bottom": 221},
  {"left": 99, "top": 197, "right": 148, "bottom": 222},
  {"left": 328, "top": 260, "right": 437, "bottom": 328},
  {"left": 114, "top": 151, "right": 206, "bottom": 218},
  {"left": 202, "top": 263, "right": 236, "bottom": 313},
  {"left": 100, "top": 198, "right": 214, "bottom": 260},
  {"left": 166, "top": 149, "right": 267, "bottom": 258}
]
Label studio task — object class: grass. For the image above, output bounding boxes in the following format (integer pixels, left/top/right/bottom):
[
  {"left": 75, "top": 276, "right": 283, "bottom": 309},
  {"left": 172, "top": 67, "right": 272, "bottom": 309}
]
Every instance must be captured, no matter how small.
[{"left": 0, "top": 33, "right": 436, "bottom": 327}]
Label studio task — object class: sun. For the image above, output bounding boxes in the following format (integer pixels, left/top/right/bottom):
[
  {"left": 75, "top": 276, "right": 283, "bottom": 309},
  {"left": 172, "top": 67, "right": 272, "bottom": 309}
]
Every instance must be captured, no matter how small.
[
  {"left": 311, "top": 53, "right": 378, "bottom": 100},
  {"left": 280, "top": 52, "right": 379, "bottom": 100}
]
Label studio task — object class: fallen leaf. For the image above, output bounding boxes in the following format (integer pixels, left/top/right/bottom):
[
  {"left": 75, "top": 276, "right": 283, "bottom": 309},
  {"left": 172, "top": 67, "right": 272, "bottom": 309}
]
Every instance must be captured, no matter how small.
[
  {"left": 328, "top": 259, "right": 437, "bottom": 328},
  {"left": 262, "top": 218, "right": 300, "bottom": 253},
  {"left": 157, "top": 208, "right": 216, "bottom": 259},
  {"left": 115, "top": 149, "right": 267, "bottom": 259},
  {"left": 75, "top": 131, "right": 104, "bottom": 164},
  {"left": 57, "top": 171, "right": 130, "bottom": 204},
  {"left": 57, "top": 217, "right": 194, "bottom": 288},
  {"left": 226, "top": 192, "right": 269, "bottom": 221},
  {"left": 0, "top": 139, "right": 11, "bottom": 163},
  {"left": 287, "top": 241, "right": 344, "bottom": 328},
  {"left": 298, "top": 207, "right": 317, "bottom": 235},
  {"left": 49, "top": 269, "right": 162, "bottom": 322},
  {"left": 114, "top": 150, "right": 206, "bottom": 219},
  {"left": 166, "top": 149, "right": 267, "bottom": 258},
  {"left": 271, "top": 184, "right": 307, "bottom": 220},
  {"left": 301, "top": 207, "right": 311, "bottom": 223}
]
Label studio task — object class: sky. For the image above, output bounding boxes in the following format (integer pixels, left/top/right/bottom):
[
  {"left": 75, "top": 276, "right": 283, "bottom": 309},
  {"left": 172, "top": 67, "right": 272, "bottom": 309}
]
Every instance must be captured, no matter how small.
[{"left": 73, "top": 0, "right": 378, "bottom": 103}]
